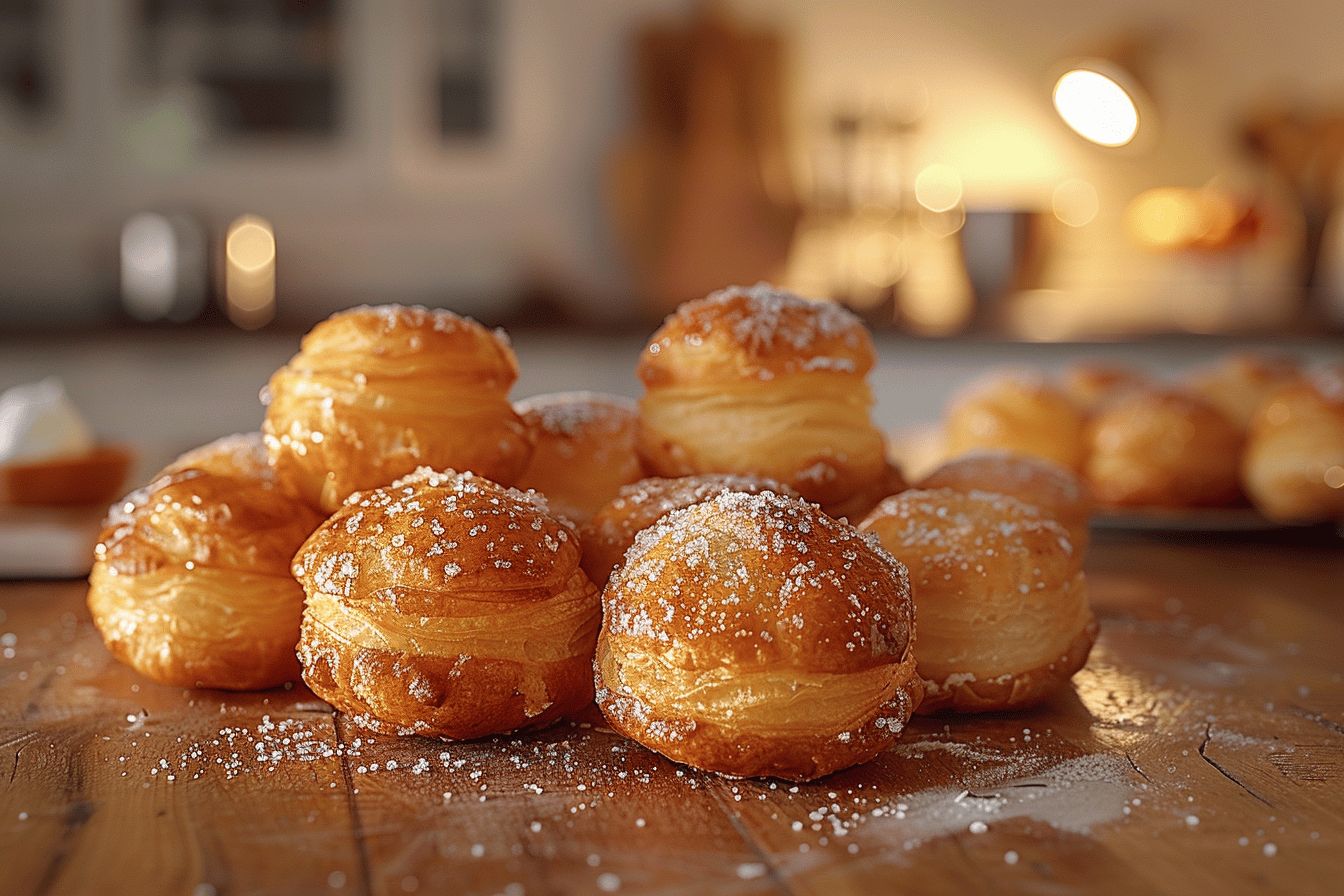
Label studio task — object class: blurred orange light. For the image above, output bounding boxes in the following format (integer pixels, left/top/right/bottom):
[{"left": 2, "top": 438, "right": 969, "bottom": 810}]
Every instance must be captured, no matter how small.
[{"left": 224, "top": 215, "right": 276, "bottom": 329}]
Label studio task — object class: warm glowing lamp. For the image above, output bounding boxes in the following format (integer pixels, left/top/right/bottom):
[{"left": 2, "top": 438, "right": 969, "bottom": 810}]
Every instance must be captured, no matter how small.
[{"left": 1053, "top": 67, "right": 1140, "bottom": 147}]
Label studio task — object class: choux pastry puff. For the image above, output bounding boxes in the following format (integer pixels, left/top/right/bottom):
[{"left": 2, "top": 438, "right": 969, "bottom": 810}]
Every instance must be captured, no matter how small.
[
  {"left": 1242, "top": 367, "right": 1344, "bottom": 522},
  {"left": 861, "top": 488, "right": 1095, "bottom": 713},
  {"left": 596, "top": 490, "right": 922, "bottom": 781},
  {"left": 513, "top": 391, "right": 642, "bottom": 525},
  {"left": 263, "top": 305, "right": 534, "bottom": 512},
  {"left": 294, "top": 468, "right": 601, "bottom": 739},
  {"left": 88, "top": 433, "right": 324, "bottom": 690},
  {"left": 635, "top": 283, "right": 896, "bottom": 518}
]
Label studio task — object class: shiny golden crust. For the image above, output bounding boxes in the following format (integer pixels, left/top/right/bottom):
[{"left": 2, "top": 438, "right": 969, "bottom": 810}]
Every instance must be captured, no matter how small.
[
  {"left": 860, "top": 488, "right": 1094, "bottom": 714},
  {"left": 513, "top": 392, "right": 643, "bottom": 525},
  {"left": 1085, "top": 388, "right": 1244, "bottom": 508},
  {"left": 1061, "top": 362, "right": 1150, "bottom": 414},
  {"left": 579, "top": 473, "right": 799, "bottom": 588},
  {"left": 87, "top": 433, "right": 323, "bottom": 690},
  {"left": 636, "top": 285, "right": 887, "bottom": 510},
  {"left": 1242, "top": 368, "right": 1344, "bottom": 522},
  {"left": 1186, "top": 352, "right": 1302, "bottom": 430},
  {"left": 293, "top": 468, "right": 601, "bottom": 740},
  {"left": 918, "top": 451, "right": 1092, "bottom": 554},
  {"left": 263, "top": 305, "right": 533, "bottom": 512},
  {"left": 945, "top": 371, "right": 1088, "bottom": 471},
  {"left": 637, "top": 283, "right": 876, "bottom": 386},
  {"left": 596, "top": 491, "right": 921, "bottom": 781}
]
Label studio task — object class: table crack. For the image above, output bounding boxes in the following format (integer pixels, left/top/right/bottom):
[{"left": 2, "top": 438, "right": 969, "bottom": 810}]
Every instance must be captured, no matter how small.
[{"left": 1198, "top": 722, "right": 1273, "bottom": 807}]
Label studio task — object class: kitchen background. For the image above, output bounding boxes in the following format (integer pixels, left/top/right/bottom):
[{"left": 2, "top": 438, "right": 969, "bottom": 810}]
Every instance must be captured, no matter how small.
[{"left": 1, "top": 0, "right": 1342, "bottom": 461}]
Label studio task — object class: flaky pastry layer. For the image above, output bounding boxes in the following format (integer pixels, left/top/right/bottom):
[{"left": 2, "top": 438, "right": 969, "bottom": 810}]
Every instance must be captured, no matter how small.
[
  {"left": 299, "top": 568, "right": 599, "bottom": 740},
  {"left": 266, "top": 367, "right": 532, "bottom": 512},
  {"left": 88, "top": 563, "right": 303, "bottom": 690},
  {"left": 638, "top": 373, "right": 887, "bottom": 508}
]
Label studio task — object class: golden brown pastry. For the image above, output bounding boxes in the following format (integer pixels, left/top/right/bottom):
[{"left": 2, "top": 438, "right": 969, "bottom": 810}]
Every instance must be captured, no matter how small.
[
  {"left": 918, "top": 451, "right": 1093, "bottom": 554},
  {"left": 596, "top": 490, "right": 922, "bottom": 781},
  {"left": 860, "top": 488, "right": 1094, "bottom": 713},
  {"left": 513, "top": 391, "right": 642, "bottom": 525},
  {"left": 636, "top": 283, "right": 889, "bottom": 514},
  {"left": 1185, "top": 352, "right": 1301, "bottom": 430},
  {"left": 1242, "top": 367, "right": 1344, "bottom": 522},
  {"left": 263, "top": 305, "right": 533, "bottom": 512},
  {"left": 88, "top": 433, "right": 324, "bottom": 690},
  {"left": 295, "top": 468, "right": 600, "bottom": 740},
  {"left": 944, "top": 371, "right": 1088, "bottom": 471},
  {"left": 1085, "top": 388, "right": 1243, "bottom": 508},
  {"left": 1061, "top": 361, "right": 1150, "bottom": 414},
  {"left": 579, "top": 473, "right": 799, "bottom": 588}
]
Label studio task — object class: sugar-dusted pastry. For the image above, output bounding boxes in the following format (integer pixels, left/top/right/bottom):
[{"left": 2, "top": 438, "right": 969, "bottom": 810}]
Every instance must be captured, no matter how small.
[
  {"left": 1185, "top": 352, "right": 1301, "bottom": 430},
  {"left": 1242, "top": 367, "right": 1344, "bottom": 522},
  {"left": 635, "top": 283, "right": 889, "bottom": 514},
  {"left": 944, "top": 371, "right": 1088, "bottom": 471},
  {"left": 918, "top": 451, "right": 1093, "bottom": 554},
  {"left": 596, "top": 490, "right": 922, "bottom": 781},
  {"left": 513, "top": 391, "right": 642, "bottom": 525},
  {"left": 87, "top": 433, "right": 324, "bottom": 690},
  {"left": 860, "top": 488, "right": 1094, "bottom": 713},
  {"left": 1060, "top": 361, "right": 1150, "bottom": 414},
  {"left": 1085, "top": 388, "right": 1243, "bottom": 508},
  {"left": 263, "top": 305, "right": 533, "bottom": 512},
  {"left": 580, "top": 473, "right": 799, "bottom": 588},
  {"left": 295, "top": 468, "right": 600, "bottom": 740}
]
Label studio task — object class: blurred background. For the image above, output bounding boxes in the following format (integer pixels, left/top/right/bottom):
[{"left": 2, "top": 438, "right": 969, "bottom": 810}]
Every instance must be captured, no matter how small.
[{"left": 1, "top": 0, "right": 1342, "bottom": 456}]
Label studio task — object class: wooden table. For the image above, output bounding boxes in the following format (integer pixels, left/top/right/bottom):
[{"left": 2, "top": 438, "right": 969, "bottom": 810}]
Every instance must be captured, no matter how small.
[{"left": 2, "top": 531, "right": 1341, "bottom": 895}]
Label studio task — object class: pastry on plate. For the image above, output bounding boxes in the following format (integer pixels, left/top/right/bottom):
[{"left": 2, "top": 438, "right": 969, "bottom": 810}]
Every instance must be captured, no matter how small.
[
  {"left": 1242, "top": 367, "right": 1344, "bottom": 522},
  {"left": 918, "top": 451, "right": 1093, "bottom": 554},
  {"left": 580, "top": 473, "right": 798, "bottom": 588},
  {"left": 87, "top": 433, "right": 323, "bottom": 690},
  {"left": 635, "top": 283, "right": 890, "bottom": 515},
  {"left": 1060, "top": 362, "right": 1150, "bottom": 414},
  {"left": 295, "top": 468, "right": 600, "bottom": 740},
  {"left": 1085, "top": 388, "right": 1243, "bottom": 508},
  {"left": 944, "top": 371, "right": 1087, "bottom": 471},
  {"left": 596, "top": 490, "right": 922, "bottom": 781},
  {"left": 861, "top": 488, "right": 1095, "bottom": 713},
  {"left": 263, "top": 305, "right": 533, "bottom": 512},
  {"left": 513, "top": 391, "right": 642, "bottom": 525},
  {"left": 1185, "top": 352, "right": 1301, "bottom": 430}
]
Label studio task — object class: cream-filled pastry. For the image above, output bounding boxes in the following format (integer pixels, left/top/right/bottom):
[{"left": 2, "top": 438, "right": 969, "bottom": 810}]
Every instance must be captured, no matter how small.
[
  {"left": 944, "top": 371, "right": 1088, "bottom": 471},
  {"left": 263, "top": 305, "right": 533, "bottom": 512},
  {"left": 1085, "top": 388, "right": 1243, "bottom": 508},
  {"left": 294, "top": 468, "right": 600, "bottom": 740},
  {"left": 636, "top": 283, "right": 889, "bottom": 515},
  {"left": 513, "top": 391, "right": 642, "bottom": 525},
  {"left": 88, "top": 433, "right": 323, "bottom": 690},
  {"left": 597, "top": 490, "right": 922, "bottom": 781},
  {"left": 1242, "top": 367, "right": 1344, "bottom": 522},
  {"left": 861, "top": 488, "right": 1095, "bottom": 714}
]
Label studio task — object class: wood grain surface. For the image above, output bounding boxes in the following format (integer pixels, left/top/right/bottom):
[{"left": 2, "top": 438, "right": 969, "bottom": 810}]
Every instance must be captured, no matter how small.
[{"left": 1, "top": 531, "right": 1342, "bottom": 895}]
